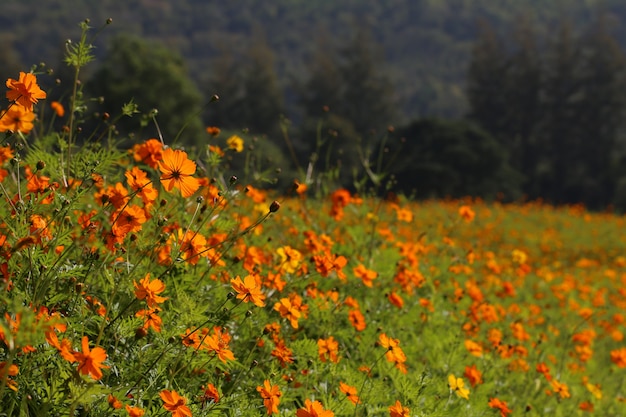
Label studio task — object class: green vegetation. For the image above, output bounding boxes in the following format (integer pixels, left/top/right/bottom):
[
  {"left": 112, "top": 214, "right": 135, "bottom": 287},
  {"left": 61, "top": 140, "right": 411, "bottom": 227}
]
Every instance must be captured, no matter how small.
[{"left": 2, "top": 18, "right": 626, "bottom": 417}]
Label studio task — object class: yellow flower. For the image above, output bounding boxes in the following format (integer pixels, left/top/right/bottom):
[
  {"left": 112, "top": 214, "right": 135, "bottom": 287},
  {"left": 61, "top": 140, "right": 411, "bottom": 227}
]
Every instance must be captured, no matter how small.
[
  {"left": 448, "top": 374, "right": 470, "bottom": 399},
  {"left": 226, "top": 135, "right": 244, "bottom": 152}
]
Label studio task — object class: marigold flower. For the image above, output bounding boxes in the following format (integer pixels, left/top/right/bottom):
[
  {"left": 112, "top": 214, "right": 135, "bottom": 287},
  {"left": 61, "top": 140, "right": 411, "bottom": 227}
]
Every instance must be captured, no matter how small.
[
  {"left": 448, "top": 374, "right": 470, "bottom": 400},
  {"left": 134, "top": 273, "right": 168, "bottom": 307},
  {"left": 160, "top": 390, "right": 192, "bottom": 417},
  {"left": 159, "top": 148, "right": 200, "bottom": 198},
  {"left": 296, "top": 399, "right": 334, "bottom": 417},
  {"left": 388, "top": 400, "right": 410, "bottom": 417},
  {"left": 0, "top": 105, "right": 35, "bottom": 133},
  {"left": 74, "top": 336, "right": 108, "bottom": 380},
  {"left": 339, "top": 382, "right": 361, "bottom": 405},
  {"left": 226, "top": 135, "right": 244, "bottom": 152},
  {"left": 257, "top": 380, "right": 282, "bottom": 415},
  {"left": 6, "top": 72, "right": 46, "bottom": 111},
  {"left": 231, "top": 274, "right": 266, "bottom": 307},
  {"left": 488, "top": 397, "right": 512, "bottom": 417}
]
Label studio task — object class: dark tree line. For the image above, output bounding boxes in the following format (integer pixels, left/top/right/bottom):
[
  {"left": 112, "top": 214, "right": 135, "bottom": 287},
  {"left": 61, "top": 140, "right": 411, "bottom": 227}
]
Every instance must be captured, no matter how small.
[{"left": 466, "top": 17, "right": 626, "bottom": 209}]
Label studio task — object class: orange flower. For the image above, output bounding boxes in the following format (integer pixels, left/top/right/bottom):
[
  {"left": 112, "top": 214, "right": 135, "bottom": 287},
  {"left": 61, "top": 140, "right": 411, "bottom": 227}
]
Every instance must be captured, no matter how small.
[
  {"left": 348, "top": 309, "right": 366, "bottom": 332},
  {"left": 378, "top": 333, "right": 407, "bottom": 372},
  {"left": 339, "top": 382, "right": 360, "bottom": 405},
  {"left": 388, "top": 292, "right": 404, "bottom": 309},
  {"left": 271, "top": 339, "right": 294, "bottom": 367},
  {"left": 201, "top": 383, "right": 220, "bottom": 404},
  {"left": 50, "top": 101, "right": 65, "bottom": 117},
  {"left": 135, "top": 307, "right": 163, "bottom": 333},
  {"left": 159, "top": 148, "right": 200, "bottom": 198},
  {"left": 318, "top": 336, "right": 340, "bottom": 363},
  {"left": 0, "top": 105, "right": 35, "bottom": 133},
  {"left": 463, "top": 364, "right": 483, "bottom": 387},
  {"left": 125, "top": 405, "right": 145, "bottom": 417},
  {"left": 488, "top": 398, "right": 512, "bottom": 417},
  {"left": 0, "top": 362, "right": 18, "bottom": 391},
  {"left": 134, "top": 273, "right": 168, "bottom": 307},
  {"left": 112, "top": 204, "right": 148, "bottom": 236},
  {"left": 74, "top": 336, "right": 108, "bottom": 380},
  {"left": 458, "top": 205, "right": 475, "bottom": 222},
  {"left": 125, "top": 166, "right": 158, "bottom": 206},
  {"left": 296, "top": 399, "right": 334, "bottom": 417},
  {"left": 108, "top": 394, "right": 123, "bottom": 409},
  {"left": 274, "top": 293, "right": 307, "bottom": 329},
  {"left": 203, "top": 326, "right": 236, "bottom": 363},
  {"left": 353, "top": 264, "right": 377, "bottom": 287},
  {"left": 549, "top": 379, "right": 570, "bottom": 399},
  {"left": 6, "top": 72, "right": 46, "bottom": 111},
  {"left": 257, "top": 380, "right": 282, "bottom": 415},
  {"left": 610, "top": 347, "right": 626, "bottom": 367},
  {"left": 464, "top": 339, "right": 483, "bottom": 357},
  {"left": 206, "top": 126, "right": 221, "bottom": 136},
  {"left": 231, "top": 274, "right": 266, "bottom": 307},
  {"left": 160, "top": 390, "right": 192, "bottom": 417},
  {"left": 388, "top": 400, "right": 410, "bottom": 417},
  {"left": 132, "top": 138, "right": 163, "bottom": 168}
]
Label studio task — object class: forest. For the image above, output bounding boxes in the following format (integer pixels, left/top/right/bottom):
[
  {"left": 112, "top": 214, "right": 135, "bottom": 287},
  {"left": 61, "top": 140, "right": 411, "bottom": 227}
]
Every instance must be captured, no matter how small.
[{"left": 3, "top": 0, "right": 626, "bottom": 209}]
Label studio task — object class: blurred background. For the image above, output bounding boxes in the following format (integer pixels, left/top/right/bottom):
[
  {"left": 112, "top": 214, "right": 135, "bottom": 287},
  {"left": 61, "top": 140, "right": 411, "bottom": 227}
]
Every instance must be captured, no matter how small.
[{"left": 3, "top": 0, "right": 626, "bottom": 209}]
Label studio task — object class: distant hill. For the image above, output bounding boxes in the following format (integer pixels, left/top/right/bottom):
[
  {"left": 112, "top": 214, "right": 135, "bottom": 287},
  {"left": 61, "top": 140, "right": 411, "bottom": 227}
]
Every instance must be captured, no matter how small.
[{"left": 2, "top": 0, "right": 626, "bottom": 122}]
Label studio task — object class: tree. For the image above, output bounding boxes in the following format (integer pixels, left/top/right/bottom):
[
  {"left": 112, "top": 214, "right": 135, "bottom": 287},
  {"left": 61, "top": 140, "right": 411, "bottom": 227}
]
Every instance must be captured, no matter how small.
[
  {"left": 86, "top": 34, "right": 204, "bottom": 146},
  {"left": 391, "top": 118, "right": 522, "bottom": 200},
  {"left": 205, "top": 27, "right": 284, "bottom": 137}
]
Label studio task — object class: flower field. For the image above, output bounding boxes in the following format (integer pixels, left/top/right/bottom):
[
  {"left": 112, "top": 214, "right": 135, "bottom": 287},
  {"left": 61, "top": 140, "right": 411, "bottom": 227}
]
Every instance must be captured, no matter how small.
[{"left": 2, "top": 22, "right": 626, "bottom": 417}]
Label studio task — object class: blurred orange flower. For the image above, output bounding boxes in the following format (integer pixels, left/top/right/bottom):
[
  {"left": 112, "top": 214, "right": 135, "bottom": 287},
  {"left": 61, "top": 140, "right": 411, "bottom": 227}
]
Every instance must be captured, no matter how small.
[
  {"left": 160, "top": 389, "right": 192, "bottom": 417},
  {"left": 6, "top": 72, "right": 46, "bottom": 111},
  {"left": 257, "top": 380, "right": 281, "bottom": 415},
  {"left": 296, "top": 399, "right": 334, "bottom": 417},
  {"left": 0, "top": 105, "right": 35, "bottom": 133},
  {"left": 231, "top": 274, "right": 266, "bottom": 307},
  {"left": 339, "top": 382, "right": 360, "bottom": 405},
  {"left": 74, "top": 336, "right": 108, "bottom": 380},
  {"left": 134, "top": 273, "right": 168, "bottom": 307},
  {"left": 50, "top": 100, "right": 65, "bottom": 117},
  {"left": 389, "top": 400, "right": 410, "bottom": 417}
]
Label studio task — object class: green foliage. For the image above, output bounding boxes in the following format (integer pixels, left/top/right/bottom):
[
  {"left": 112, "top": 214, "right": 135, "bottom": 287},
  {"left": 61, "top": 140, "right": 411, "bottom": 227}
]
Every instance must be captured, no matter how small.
[
  {"left": 391, "top": 118, "right": 522, "bottom": 200},
  {"left": 86, "top": 34, "right": 204, "bottom": 147}
]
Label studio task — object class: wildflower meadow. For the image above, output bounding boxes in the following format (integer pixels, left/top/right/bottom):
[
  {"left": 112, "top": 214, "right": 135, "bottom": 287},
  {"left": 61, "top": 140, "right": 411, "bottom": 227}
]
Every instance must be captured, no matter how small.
[{"left": 2, "top": 20, "right": 626, "bottom": 417}]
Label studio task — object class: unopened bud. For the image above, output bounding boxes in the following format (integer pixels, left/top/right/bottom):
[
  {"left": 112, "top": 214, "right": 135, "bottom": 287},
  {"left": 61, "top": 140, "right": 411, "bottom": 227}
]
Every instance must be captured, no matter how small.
[{"left": 269, "top": 200, "right": 280, "bottom": 213}]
